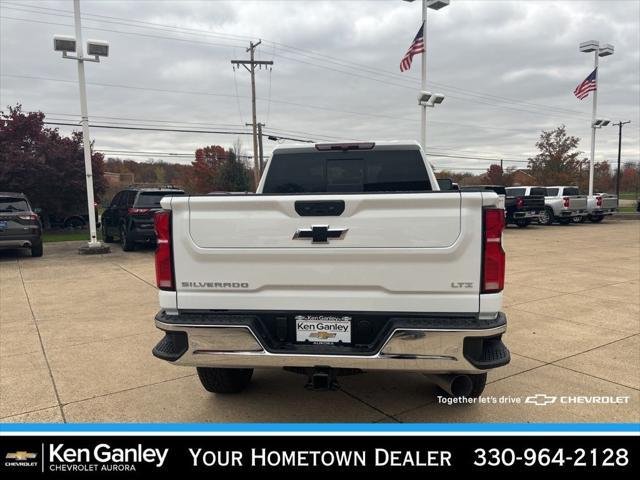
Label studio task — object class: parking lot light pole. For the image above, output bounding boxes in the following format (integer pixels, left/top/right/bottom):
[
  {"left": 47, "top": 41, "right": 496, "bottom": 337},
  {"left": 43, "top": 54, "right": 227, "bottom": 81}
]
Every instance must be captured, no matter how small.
[
  {"left": 613, "top": 120, "right": 631, "bottom": 199},
  {"left": 403, "top": 0, "right": 450, "bottom": 149},
  {"left": 54, "top": 0, "right": 110, "bottom": 253},
  {"left": 579, "top": 40, "right": 614, "bottom": 196}
]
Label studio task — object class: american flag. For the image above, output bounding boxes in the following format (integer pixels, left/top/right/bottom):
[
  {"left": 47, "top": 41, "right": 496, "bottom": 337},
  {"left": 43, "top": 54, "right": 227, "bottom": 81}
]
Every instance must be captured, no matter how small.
[
  {"left": 400, "top": 23, "right": 425, "bottom": 72},
  {"left": 574, "top": 68, "right": 597, "bottom": 100}
]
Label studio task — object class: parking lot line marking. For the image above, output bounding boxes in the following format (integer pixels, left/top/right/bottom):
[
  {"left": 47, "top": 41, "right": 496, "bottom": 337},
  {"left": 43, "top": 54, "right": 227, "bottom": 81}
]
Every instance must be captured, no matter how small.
[
  {"left": 112, "top": 263, "right": 157, "bottom": 290},
  {"left": 16, "top": 258, "right": 67, "bottom": 423}
]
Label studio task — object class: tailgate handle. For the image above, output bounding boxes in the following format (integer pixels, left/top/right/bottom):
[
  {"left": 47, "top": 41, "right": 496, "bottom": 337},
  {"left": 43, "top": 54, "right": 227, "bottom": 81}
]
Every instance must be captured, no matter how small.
[{"left": 295, "top": 200, "right": 345, "bottom": 217}]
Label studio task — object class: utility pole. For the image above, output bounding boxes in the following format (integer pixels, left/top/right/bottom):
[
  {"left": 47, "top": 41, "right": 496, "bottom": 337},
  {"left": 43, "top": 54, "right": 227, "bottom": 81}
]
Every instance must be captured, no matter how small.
[
  {"left": 257, "top": 122, "right": 265, "bottom": 172},
  {"left": 231, "top": 41, "right": 273, "bottom": 189},
  {"left": 246, "top": 122, "right": 265, "bottom": 172},
  {"left": 613, "top": 120, "right": 631, "bottom": 199}
]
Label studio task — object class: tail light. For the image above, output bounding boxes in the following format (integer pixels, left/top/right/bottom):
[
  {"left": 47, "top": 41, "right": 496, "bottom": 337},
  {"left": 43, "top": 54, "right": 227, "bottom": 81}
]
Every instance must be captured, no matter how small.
[
  {"left": 482, "top": 208, "right": 506, "bottom": 294},
  {"left": 563, "top": 196, "right": 570, "bottom": 208},
  {"left": 154, "top": 211, "right": 174, "bottom": 291},
  {"left": 596, "top": 196, "right": 602, "bottom": 207},
  {"left": 18, "top": 213, "right": 38, "bottom": 221},
  {"left": 516, "top": 196, "right": 524, "bottom": 208},
  {"left": 128, "top": 207, "right": 151, "bottom": 215}
]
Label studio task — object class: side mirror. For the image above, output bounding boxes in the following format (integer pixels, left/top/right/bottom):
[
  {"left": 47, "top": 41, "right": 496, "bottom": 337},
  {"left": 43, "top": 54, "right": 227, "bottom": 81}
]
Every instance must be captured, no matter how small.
[
  {"left": 437, "top": 178, "right": 453, "bottom": 191},
  {"left": 33, "top": 207, "right": 42, "bottom": 214}
]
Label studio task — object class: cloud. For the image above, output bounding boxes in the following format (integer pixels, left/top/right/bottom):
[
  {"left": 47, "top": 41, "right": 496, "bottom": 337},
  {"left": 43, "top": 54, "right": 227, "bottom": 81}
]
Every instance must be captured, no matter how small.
[{"left": 1, "top": 0, "right": 638, "bottom": 173}]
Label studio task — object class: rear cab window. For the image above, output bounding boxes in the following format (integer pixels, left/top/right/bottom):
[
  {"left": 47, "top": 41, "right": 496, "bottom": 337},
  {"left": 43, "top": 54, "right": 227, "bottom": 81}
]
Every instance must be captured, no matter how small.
[
  {"left": 262, "top": 150, "right": 432, "bottom": 194},
  {"left": 529, "top": 187, "right": 547, "bottom": 196},
  {"left": 0, "top": 197, "right": 29, "bottom": 212},
  {"left": 563, "top": 187, "right": 580, "bottom": 196},
  {"left": 506, "top": 188, "right": 525, "bottom": 196},
  {"left": 546, "top": 188, "right": 559, "bottom": 196},
  {"left": 134, "top": 191, "right": 185, "bottom": 208}
]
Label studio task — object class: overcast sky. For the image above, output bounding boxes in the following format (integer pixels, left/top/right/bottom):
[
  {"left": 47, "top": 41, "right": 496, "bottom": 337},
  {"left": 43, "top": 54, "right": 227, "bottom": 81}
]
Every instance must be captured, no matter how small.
[{"left": 1, "top": 0, "right": 639, "bottom": 172}]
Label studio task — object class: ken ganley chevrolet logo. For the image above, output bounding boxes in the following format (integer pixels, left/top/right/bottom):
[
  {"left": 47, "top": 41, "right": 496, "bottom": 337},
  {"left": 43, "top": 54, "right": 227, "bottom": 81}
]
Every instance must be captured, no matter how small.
[
  {"left": 5, "top": 451, "right": 38, "bottom": 468},
  {"left": 45, "top": 443, "right": 168, "bottom": 472}
]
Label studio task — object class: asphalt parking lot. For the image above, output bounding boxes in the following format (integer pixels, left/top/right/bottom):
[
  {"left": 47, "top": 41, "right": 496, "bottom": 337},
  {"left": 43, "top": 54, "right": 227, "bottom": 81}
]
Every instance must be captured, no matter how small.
[{"left": 1, "top": 220, "right": 639, "bottom": 424}]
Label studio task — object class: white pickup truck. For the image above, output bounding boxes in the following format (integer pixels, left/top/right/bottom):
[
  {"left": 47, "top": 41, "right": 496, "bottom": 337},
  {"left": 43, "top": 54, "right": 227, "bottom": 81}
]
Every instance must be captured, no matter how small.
[
  {"left": 538, "top": 186, "right": 588, "bottom": 225},
  {"left": 152, "top": 141, "right": 510, "bottom": 398},
  {"left": 582, "top": 193, "right": 618, "bottom": 223}
]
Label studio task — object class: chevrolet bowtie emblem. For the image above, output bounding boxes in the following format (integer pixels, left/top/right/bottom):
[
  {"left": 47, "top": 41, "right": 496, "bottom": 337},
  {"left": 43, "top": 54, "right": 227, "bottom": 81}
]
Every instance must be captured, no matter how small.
[
  {"left": 6, "top": 451, "right": 37, "bottom": 460},
  {"left": 293, "top": 225, "right": 348, "bottom": 243}
]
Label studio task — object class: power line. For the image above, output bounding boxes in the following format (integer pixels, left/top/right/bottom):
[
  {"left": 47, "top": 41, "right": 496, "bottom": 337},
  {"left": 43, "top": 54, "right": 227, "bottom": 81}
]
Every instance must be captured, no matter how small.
[
  {"left": 43, "top": 121, "right": 259, "bottom": 136},
  {"left": 41, "top": 121, "right": 314, "bottom": 143},
  {"left": 2, "top": 74, "right": 554, "bottom": 134}
]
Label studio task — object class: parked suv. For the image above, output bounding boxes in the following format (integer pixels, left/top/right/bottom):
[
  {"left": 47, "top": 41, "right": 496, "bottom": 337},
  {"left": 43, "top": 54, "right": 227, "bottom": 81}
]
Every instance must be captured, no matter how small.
[
  {"left": 101, "top": 187, "right": 184, "bottom": 251},
  {"left": 0, "top": 192, "right": 43, "bottom": 257}
]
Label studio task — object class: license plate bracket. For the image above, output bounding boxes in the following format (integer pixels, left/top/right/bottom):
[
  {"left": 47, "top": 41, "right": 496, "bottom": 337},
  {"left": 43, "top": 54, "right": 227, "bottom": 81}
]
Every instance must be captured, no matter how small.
[{"left": 295, "top": 315, "right": 352, "bottom": 344}]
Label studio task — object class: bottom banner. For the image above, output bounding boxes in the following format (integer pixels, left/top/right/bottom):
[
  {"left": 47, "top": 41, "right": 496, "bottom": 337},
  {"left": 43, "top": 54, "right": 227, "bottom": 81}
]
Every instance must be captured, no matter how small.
[{"left": 0, "top": 434, "right": 636, "bottom": 475}]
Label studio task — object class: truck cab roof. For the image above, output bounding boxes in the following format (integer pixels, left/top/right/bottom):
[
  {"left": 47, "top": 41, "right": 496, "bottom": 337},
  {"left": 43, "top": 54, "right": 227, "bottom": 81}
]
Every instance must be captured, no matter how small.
[{"left": 271, "top": 141, "right": 422, "bottom": 155}]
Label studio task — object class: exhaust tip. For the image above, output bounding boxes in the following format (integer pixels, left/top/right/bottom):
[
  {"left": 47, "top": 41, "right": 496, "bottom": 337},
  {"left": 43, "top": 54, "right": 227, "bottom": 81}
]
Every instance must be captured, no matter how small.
[{"left": 449, "top": 375, "right": 473, "bottom": 397}]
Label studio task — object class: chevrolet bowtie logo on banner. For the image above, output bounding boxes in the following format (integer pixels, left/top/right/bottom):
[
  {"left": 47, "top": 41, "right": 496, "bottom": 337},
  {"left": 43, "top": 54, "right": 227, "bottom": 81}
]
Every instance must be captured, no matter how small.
[
  {"left": 525, "top": 394, "right": 558, "bottom": 406},
  {"left": 5, "top": 451, "right": 37, "bottom": 461},
  {"left": 3, "top": 450, "right": 39, "bottom": 471}
]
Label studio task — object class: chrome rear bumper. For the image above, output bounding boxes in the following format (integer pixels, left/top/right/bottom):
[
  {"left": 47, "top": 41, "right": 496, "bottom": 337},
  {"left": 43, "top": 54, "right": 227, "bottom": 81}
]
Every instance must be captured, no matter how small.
[{"left": 154, "top": 314, "right": 509, "bottom": 374}]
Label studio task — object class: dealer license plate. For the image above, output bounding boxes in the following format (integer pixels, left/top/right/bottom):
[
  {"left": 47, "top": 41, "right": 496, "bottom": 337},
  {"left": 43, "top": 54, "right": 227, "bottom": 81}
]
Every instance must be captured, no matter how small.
[{"left": 295, "top": 315, "right": 352, "bottom": 344}]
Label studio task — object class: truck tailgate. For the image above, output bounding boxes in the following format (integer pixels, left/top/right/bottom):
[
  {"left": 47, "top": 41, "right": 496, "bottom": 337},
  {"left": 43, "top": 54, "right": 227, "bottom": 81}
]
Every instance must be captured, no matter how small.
[
  {"left": 168, "top": 192, "right": 485, "bottom": 313},
  {"left": 601, "top": 196, "right": 618, "bottom": 209},
  {"left": 569, "top": 196, "right": 587, "bottom": 210}
]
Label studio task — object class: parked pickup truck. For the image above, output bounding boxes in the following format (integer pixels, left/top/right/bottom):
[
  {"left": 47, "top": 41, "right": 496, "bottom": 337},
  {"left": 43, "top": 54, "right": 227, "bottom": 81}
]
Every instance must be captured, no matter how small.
[
  {"left": 503, "top": 186, "right": 546, "bottom": 227},
  {"left": 538, "top": 186, "right": 588, "bottom": 225},
  {"left": 583, "top": 193, "right": 618, "bottom": 223},
  {"left": 461, "top": 185, "right": 544, "bottom": 228},
  {"left": 152, "top": 141, "right": 510, "bottom": 398}
]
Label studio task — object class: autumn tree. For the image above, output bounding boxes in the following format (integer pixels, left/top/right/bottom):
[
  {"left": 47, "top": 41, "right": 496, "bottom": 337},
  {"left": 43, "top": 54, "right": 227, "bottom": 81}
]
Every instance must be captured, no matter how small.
[
  {"left": 620, "top": 162, "right": 640, "bottom": 194},
  {"left": 182, "top": 144, "right": 251, "bottom": 193},
  {"left": 0, "top": 104, "right": 106, "bottom": 224},
  {"left": 528, "top": 125, "right": 583, "bottom": 185},
  {"left": 480, "top": 163, "right": 514, "bottom": 186}
]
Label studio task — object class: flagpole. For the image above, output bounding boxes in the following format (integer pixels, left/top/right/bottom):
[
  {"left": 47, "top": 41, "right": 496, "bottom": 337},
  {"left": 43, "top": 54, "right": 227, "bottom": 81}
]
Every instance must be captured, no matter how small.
[
  {"left": 421, "top": 0, "right": 427, "bottom": 149},
  {"left": 588, "top": 53, "right": 599, "bottom": 196}
]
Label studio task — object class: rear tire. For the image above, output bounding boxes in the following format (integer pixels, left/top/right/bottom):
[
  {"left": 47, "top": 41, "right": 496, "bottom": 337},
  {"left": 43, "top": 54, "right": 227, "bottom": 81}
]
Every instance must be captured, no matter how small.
[
  {"left": 515, "top": 219, "right": 530, "bottom": 228},
  {"left": 102, "top": 224, "right": 114, "bottom": 243},
  {"left": 590, "top": 215, "right": 604, "bottom": 223},
  {"left": 31, "top": 241, "right": 43, "bottom": 257},
  {"left": 572, "top": 215, "right": 586, "bottom": 223},
  {"left": 538, "top": 208, "right": 554, "bottom": 225},
  {"left": 120, "top": 225, "right": 135, "bottom": 251},
  {"left": 197, "top": 367, "right": 253, "bottom": 393}
]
